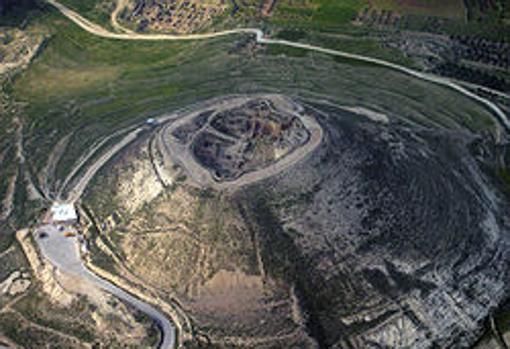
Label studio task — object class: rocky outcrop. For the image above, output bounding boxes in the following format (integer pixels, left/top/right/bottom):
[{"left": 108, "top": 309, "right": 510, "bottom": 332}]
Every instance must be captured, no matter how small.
[
  {"left": 0, "top": 270, "right": 31, "bottom": 296},
  {"left": 245, "top": 101, "right": 510, "bottom": 348}
]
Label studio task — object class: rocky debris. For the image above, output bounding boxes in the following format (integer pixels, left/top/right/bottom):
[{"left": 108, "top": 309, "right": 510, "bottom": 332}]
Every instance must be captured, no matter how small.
[
  {"left": 0, "top": 29, "right": 45, "bottom": 76},
  {"left": 190, "top": 98, "right": 310, "bottom": 181},
  {"left": 116, "top": 148, "right": 164, "bottom": 214},
  {"left": 379, "top": 32, "right": 455, "bottom": 70},
  {"left": 89, "top": 293, "right": 155, "bottom": 345},
  {"left": 0, "top": 270, "right": 31, "bottom": 296},
  {"left": 0, "top": 167, "right": 17, "bottom": 221},
  {"left": 162, "top": 95, "right": 322, "bottom": 189},
  {"left": 379, "top": 32, "right": 510, "bottom": 91},
  {"left": 340, "top": 106, "right": 389, "bottom": 124},
  {"left": 249, "top": 101, "right": 510, "bottom": 348}
]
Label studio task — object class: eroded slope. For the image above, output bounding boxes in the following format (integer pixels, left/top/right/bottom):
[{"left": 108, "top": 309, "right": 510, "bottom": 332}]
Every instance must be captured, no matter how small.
[{"left": 82, "top": 95, "right": 510, "bottom": 348}]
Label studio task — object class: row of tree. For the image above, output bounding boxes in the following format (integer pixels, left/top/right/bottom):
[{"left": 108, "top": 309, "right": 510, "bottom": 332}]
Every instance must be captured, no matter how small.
[
  {"left": 464, "top": 0, "right": 509, "bottom": 22},
  {"left": 449, "top": 35, "right": 510, "bottom": 69},
  {"left": 433, "top": 62, "right": 509, "bottom": 91}
]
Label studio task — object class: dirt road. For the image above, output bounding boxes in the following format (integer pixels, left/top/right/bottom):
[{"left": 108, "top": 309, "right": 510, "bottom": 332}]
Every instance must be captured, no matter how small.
[
  {"left": 65, "top": 127, "right": 143, "bottom": 202},
  {"left": 46, "top": 0, "right": 262, "bottom": 41},
  {"left": 46, "top": 0, "right": 509, "bottom": 131},
  {"left": 111, "top": 0, "right": 134, "bottom": 34},
  {"left": 58, "top": 124, "right": 139, "bottom": 200}
]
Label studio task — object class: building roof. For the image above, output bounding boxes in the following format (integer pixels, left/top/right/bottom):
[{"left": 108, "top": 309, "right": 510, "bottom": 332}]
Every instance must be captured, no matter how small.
[{"left": 50, "top": 203, "right": 78, "bottom": 222}]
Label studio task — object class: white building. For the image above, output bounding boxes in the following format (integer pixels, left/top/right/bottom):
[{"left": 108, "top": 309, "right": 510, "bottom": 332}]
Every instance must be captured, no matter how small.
[
  {"left": 146, "top": 118, "right": 158, "bottom": 126},
  {"left": 50, "top": 202, "right": 78, "bottom": 223}
]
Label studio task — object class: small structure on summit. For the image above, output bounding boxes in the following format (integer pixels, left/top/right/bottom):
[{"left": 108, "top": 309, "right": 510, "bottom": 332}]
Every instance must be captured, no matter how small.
[
  {"left": 146, "top": 118, "right": 158, "bottom": 126},
  {"left": 50, "top": 202, "right": 78, "bottom": 224}
]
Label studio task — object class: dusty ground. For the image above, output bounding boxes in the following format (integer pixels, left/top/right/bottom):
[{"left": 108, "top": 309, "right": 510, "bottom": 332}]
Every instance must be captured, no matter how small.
[
  {"left": 82, "top": 117, "right": 318, "bottom": 346},
  {"left": 161, "top": 94, "right": 323, "bottom": 190},
  {"left": 0, "top": 28, "right": 44, "bottom": 75}
]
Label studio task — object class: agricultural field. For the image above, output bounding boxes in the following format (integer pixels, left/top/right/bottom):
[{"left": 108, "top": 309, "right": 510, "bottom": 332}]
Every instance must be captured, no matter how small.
[
  {"left": 368, "top": 0, "right": 465, "bottom": 18},
  {"left": 4, "top": 6, "right": 491, "bottom": 195},
  {"left": 269, "top": 0, "right": 366, "bottom": 29}
]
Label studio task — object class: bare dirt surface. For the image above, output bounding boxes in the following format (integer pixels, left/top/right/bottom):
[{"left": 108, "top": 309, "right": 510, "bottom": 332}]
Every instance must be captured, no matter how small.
[
  {"left": 0, "top": 29, "right": 44, "bottom": 75},
  {"left": 110, "top": 186, "right": 315, "bottom": 347},
  {"left": 191, "top": 269, "right": 264, "bottom": 312}
]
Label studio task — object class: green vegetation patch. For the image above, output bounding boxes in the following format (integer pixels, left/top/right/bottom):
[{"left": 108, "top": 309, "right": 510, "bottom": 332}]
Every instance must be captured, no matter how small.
[
  {"left": 0, "top": 311, "right": 76, "bottom": 348},
  {"left": 12, "top": 9, "right": 190, "bottom": 177},
  {"left": 369, "top": 0, "right": 465, "bottom": 19},
  {"left": 271, "top": 0, "right": 366, "bottom": 30},
  {"left": 14, "top": 289, "right": 96, "bottom": 343},
  {"left": 312, "top": 0, "right": 366, "bottom": 26},
  {"left": 57, "top": 0, "right": 114, "bottom": 29},
  {"left": 266, "top": 44, "right": 308, "bottom": 57}
]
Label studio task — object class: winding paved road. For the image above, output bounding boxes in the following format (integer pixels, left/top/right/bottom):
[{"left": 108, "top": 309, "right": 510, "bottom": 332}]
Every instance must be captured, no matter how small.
[{"left": 34, "top": 225, "right": 175, "bottom": 349}]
